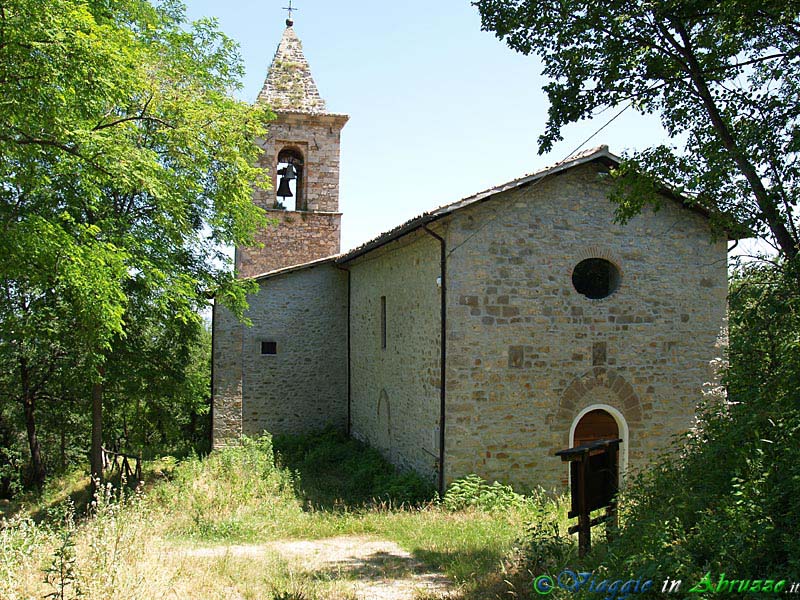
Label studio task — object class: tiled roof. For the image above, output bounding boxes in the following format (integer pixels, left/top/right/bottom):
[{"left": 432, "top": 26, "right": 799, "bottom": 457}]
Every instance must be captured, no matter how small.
[{"left": 336, "top": 146, "right": 623, "bottom": 263}]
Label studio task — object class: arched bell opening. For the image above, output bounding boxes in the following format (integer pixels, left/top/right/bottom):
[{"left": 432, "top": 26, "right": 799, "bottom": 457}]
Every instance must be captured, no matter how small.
[{"left": 275, "top": 147, "right": 305, "bottom": 211}]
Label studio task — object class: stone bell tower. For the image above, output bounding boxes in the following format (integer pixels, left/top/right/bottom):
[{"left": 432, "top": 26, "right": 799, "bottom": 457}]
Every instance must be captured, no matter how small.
[{"left": 236, "top": 16, "right": 349, "bottom": 278}]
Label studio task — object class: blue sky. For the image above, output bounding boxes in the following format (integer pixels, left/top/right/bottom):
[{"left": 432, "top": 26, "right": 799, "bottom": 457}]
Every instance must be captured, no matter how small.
[{"left": 182, "top": 1, "right": 743, "bottom": 254}]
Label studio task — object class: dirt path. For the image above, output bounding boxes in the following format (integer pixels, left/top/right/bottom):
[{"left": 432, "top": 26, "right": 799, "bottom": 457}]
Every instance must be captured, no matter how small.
[{"left": 184, "top": 535, "right": 454, "bottom": 600}]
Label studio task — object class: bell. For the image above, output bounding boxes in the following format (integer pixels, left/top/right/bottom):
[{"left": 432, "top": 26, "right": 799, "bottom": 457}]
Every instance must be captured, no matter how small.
[
  {"left": 276, "top": 176, "right": 293, "bottom": 198},
  {"left": 283, "top": 162, "right": 298, "bottom": 180}
]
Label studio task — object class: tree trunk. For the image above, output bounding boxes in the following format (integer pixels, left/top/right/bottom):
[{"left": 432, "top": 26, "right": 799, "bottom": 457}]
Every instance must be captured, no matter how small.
[
  {"left": 671, "top": 20, "right": 799, "bottom": 259},
  {"left": 90, "top": 366, "right": 104, "bottom": 494},
  {"left": 60, "top": 427, "right": 66, "bottom": 470},
  {"left": 20, "top": 356, "right": 46, "bottom": 487}
]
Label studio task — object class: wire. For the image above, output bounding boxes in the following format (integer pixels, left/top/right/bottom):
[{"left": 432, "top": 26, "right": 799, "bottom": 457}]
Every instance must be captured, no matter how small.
[{"left": 445, "top": 100, "right": 634, "bottom": 258}]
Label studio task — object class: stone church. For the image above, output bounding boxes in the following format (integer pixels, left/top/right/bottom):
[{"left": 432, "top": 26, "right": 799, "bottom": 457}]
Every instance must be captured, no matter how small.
[{"left": 212, "top": 20, "right": 729, "bottom": 493}]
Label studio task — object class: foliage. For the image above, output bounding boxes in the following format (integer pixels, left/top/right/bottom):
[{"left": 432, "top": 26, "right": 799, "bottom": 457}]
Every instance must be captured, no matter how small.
[
  {"left": 518, "top": 519, "right": 576, "bottom": 577},
  {"left": 475, "top": 0, "right": 800, "bottom": 259},
  {"left": 0, "top": 409, "right": 23, "bottom": 499},
  {"left": 0, "top": 0, "right": 269, "bottom": 490},
  {"left": 442, "top": 474, "right": 526, "bottom": 512},
  {"left": 104, "top": 322, "right": 212, "bottom": 458},
  {"left": 150, "top": 434, "right": 303, "bottom": 541},
  {"left": 43, "top": 502, "right": 82, "bottom": 600},
  {"left": 0, "top": 514, "right": 51, "bottom": 598},
  {"left": 274, "top": 429, "right": 435, "bottom": 508}
]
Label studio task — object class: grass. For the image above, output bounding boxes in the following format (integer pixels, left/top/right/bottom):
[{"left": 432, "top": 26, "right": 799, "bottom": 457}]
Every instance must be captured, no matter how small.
[{"left": 0, "top": 431, "right": 571, "bottom": 599}]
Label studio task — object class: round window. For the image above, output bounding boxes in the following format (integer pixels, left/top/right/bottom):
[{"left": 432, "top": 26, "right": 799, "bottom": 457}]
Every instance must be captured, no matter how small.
[{"left": 572, "top": 258, "right": 621, "bottom": 300}]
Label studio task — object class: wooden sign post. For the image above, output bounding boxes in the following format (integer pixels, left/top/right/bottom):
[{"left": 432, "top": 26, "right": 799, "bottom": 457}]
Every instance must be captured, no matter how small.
[{"left": 555, "top": 438, "right": 621, "bottom": 556}]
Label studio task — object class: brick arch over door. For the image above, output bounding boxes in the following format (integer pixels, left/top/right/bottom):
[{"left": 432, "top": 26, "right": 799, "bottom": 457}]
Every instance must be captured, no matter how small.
[{"left": 555, "top": 367, "right": 644, "bottom": 467}]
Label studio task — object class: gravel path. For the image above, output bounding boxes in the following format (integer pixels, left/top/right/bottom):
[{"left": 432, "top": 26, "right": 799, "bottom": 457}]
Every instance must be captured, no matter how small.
[{"left": 184, "top": 535, "right": 454, "bottom": 600}]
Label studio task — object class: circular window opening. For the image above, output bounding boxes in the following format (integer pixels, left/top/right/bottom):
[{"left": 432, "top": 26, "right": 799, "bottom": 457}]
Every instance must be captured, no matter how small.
[{"left": 572, "top": 258, "right": 621, "bottom": 300}]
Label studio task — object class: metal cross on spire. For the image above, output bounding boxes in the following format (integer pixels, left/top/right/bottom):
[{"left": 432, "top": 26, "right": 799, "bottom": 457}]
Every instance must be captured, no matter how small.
[{"left": 283, "top": 0, "right": 298, "bottom": 26}]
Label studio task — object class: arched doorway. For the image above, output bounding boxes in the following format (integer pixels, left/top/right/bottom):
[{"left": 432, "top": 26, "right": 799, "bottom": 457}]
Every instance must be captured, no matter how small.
[
  {"left": 569, "top": 404, "right": 629, "bottom": 482},
  {"left": 573, "top": 409, "right": 619, "bottom": 447}
]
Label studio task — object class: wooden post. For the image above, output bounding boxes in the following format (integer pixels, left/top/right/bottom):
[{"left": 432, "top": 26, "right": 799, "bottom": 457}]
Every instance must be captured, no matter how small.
[
  {"left": 556, "top": 438, "right": 622, "bottom": 558},
  {"left": 577, "top": 455, "right": 591, "bottom": 557},
  {"left": 605, "top": 443, "right": 619, "bottom": 541}
]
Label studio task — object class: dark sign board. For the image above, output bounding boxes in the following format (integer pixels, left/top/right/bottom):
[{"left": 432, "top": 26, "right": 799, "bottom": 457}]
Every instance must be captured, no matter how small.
[
  {"left": 570, "top": 450, "right": 618, "bottom": 514},
  {"left": 556, "top": 438, "right": 622, "bottom": 556}
]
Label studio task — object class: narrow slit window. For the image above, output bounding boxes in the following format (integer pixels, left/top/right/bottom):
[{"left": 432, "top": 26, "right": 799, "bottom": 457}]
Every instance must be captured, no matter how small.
[
  {"left": 380, "top": 296, "right": 387, "bottom": 350},
  {"left": 261, "top": 341, "right": 277, "bottom": 355}
]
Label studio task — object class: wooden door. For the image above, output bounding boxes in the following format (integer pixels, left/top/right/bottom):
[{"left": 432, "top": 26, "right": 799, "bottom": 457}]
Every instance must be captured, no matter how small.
[{"left": 573, "top": 409, "right": 619, "bottom": 447}]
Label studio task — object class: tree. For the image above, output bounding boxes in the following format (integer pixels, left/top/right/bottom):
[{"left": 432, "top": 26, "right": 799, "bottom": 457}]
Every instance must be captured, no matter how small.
[
  {"left": 0, "top": 0, "right": 269, "bottom": 486},
  {"left": 0, "top": 216, "right": 127, "bottom": 486},
  {"left": 475, "top": 0, "right": 800, "bottom": 260},
  {"left": 103, "top": 315, "right": 213, "bottom": 457}
]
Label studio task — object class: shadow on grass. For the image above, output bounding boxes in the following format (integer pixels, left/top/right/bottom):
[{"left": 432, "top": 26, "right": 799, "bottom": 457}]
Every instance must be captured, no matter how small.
[
  {"left": 273, "top": 429, "right": 435, "bottom": 511},
  {"left": 0, "top": 475, "right": 94, "bottom": 523},
  {"left": 0, "top": 465, "right": 168, "bottom": 523},
  {"left": 311, "top": 549, "right": 435, "bottom": 580},
  {"left": 412, "top": 547, "right": 545, "bottom": 600},
  {"left": 413, "top": 546, "right": 502, "bottom": 574},
  {"left": 303, "top": 547, "right": 452, "bottom": 598}
]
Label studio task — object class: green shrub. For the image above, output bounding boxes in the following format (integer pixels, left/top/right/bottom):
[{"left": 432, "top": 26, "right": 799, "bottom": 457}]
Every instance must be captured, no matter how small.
[
  {"left": 150, "top": 434, "right": 302, "bottom": 541},
  {"left": 520, "top": 519, "right": 576, "bottom": 575},
  {"left": 443, "top": 474, "right": 526, "bottom": 512}
]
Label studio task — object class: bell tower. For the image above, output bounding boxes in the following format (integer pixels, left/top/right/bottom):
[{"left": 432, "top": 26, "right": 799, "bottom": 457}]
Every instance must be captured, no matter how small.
[{"left": 236, "top": 16, "right": 348, "bottom": 278}]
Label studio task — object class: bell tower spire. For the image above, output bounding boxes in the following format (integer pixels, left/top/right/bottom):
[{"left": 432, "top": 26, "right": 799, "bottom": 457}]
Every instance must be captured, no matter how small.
[{"left": 236, "top": 16, "right": 349, "bottom": 278}]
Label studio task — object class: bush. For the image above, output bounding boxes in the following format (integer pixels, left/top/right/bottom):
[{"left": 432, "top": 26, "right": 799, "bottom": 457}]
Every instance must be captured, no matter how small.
[
  {"left": 443, "top": 474, "right": 526, "bottom": 512},
  {"left": 150, "top": 434, "right": 302, "bottom": 541}
]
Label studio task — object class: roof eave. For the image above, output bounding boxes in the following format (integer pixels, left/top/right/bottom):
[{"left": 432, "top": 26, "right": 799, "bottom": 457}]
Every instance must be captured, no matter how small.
[
  {"left": 248, "top": 255, "right": 340, "bottom": 283},
  {"left": 337, "top": 147, "right": 622, "bottom": 265}
]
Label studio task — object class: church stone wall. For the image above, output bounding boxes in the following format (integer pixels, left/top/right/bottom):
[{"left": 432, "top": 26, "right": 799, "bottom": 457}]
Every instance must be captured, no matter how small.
[
  {"left": 242, "top": 262, "right": 348, "bottom": 435},
  {"left": 212, "top": 303, "right": 243, "bottom": 448},
  {"left": 442, "top": 162, "right": 727, "bottom": 491},
  {"left": 237, "top": 211, "right": 341, "bottom": 279},
  {"left": 348, "top": 232, "right": 442, "bottom": 483},
  {"left": 214, "top": 262, "right": 348, "bottom": 444}
]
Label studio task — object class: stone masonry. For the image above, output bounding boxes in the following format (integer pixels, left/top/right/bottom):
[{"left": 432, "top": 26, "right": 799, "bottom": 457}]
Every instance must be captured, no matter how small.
[
  {"left": 441, "top": 161, "right": 727, "bottom": 490},
  {"left": 211, "top": 303, "right": 243, "bottom": 447},
  {"left": 257, "top": 24, "right": 326, "bottom": 113},
  {"left": 334, "top": 158, "right": 727, "bottom": 490},
  {"left": 348, "top": 231, "right": 443, "bottom": 483},
  {"left": 213, "top": 261, "right": 348, "bottom": 445},
  {"left": 241, "top": 262, "right": 348, "bottom": 436}
]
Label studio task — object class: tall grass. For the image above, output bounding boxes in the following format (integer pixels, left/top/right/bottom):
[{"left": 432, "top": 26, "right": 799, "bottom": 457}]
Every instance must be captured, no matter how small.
[
  {"left": 150, "top": 435, "right": 306, "bottom": 542},
  {"left": 274, "top": 429, "right": 435, "bottom": 508},
  {"left": 0, "top": 431, "right": 571, "bottom": 599}
]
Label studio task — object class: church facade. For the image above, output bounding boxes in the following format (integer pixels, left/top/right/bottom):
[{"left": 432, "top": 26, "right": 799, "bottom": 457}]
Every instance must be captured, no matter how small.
[{"left": 212, "top": 22, "right": 729, "bottom": 493}]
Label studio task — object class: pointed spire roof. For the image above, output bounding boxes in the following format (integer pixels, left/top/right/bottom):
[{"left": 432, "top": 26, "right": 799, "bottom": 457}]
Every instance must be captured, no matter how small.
[{"left": 257, "top": 24, "right": 326, "bottom": 113}]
